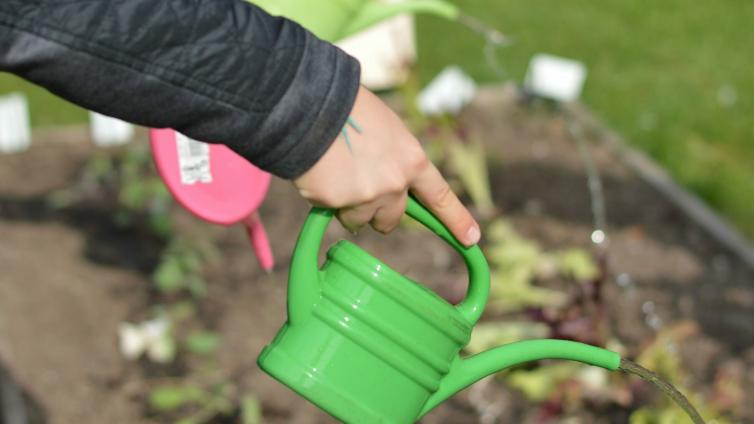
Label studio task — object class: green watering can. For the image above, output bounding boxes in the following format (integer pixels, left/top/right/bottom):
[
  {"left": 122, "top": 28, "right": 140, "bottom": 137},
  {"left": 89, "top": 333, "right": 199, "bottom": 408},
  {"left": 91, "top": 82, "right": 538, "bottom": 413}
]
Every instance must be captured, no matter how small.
[
  {"left": 258, "top": 197, "right": 622, "bottom": 423},
  {"left": 251, "top": 0, "right": 459, "bottom": 42}
]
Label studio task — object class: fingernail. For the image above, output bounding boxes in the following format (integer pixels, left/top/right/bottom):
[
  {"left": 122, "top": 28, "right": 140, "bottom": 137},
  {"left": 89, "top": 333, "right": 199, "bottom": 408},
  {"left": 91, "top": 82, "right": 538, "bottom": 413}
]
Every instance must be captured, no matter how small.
[{"left": 465, "top": 225, "right": 481, "bottom": 246}]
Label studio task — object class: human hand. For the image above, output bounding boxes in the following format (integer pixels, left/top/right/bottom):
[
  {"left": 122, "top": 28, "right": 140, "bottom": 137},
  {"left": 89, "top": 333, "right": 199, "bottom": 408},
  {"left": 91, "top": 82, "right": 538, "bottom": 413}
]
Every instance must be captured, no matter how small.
[{"left": 293, "top": 86, "right": 480, "bottom": 247}]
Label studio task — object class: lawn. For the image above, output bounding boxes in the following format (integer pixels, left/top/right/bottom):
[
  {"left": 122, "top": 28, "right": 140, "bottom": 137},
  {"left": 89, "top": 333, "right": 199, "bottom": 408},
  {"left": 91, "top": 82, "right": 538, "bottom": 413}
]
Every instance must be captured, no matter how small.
[
  {"left": 1, "top": 0, "right": 752, "bottom": 236},
  {"left": 415, "top": 0, "right": 754, "bottom": 237}
]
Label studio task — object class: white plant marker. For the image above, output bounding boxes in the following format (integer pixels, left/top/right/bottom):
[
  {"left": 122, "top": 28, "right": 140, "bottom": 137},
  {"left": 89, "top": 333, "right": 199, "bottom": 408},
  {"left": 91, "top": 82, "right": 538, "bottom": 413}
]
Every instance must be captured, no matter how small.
[
  {"left": 89, "top": 111, "right": 134, "bottom": 146},
  {"left": 0, "top": 93, "right": 31, "bottom": 154},
  {"left": 337, "top": 14, "right": 417, "bottom": 90},
  {"left": 524, "top": 53, "right": 587, "bottom": 102},
  {"left": 417, "top": 66, "right": 477, "bottom": 116}
]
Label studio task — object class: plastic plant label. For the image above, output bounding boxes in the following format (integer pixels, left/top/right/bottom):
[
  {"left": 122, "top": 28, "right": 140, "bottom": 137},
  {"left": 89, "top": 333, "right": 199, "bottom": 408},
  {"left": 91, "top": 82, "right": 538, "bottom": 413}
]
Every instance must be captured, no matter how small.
[
  {"left": 417, "top": 66, "right": 477, "bottom": 116},
  {"left": 337, "top": 15, "right": 417, "bottom": 90},
  {"left": 175, "top": 132, "right": 213, "bottom": 185},
  {"left": 89, "top": 111, "right": 134, "bottom": 146},
  {"left": 524, "top": 53, "right": 587, "bottom": 103},
  {"left": 0, "top": 93, "right": 31, "bottom": 154}
]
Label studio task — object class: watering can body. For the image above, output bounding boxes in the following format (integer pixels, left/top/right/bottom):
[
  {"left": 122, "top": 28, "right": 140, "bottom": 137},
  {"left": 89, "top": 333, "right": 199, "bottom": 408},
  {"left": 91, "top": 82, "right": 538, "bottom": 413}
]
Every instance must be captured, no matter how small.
[{"left": 250, "top": 0, "right": 458, "bottom": 42}]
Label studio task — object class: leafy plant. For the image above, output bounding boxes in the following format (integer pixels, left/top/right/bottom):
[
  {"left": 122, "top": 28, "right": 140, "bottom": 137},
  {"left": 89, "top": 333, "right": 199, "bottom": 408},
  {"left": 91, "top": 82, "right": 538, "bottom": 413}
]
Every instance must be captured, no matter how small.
[
  {"left": 153, "top": 236, "right": 220, "bottom": 298},
  {"left": 70, "top": 144, "right": 264, "bottom": 422},
  {"left": 420, "top": 115, "right": 497, "bottom": 218},
  {"left": 447, "top": 135, "right": 496, "bottom": 218},
  {"left": 148, "top": 382, "right": 246, "bottom": 424},
  {"left": 185, "top": 331, "right": 221, "bottom": 356},
  {"left": 484, "top": 218, "right": 582, "bottom": 313}
]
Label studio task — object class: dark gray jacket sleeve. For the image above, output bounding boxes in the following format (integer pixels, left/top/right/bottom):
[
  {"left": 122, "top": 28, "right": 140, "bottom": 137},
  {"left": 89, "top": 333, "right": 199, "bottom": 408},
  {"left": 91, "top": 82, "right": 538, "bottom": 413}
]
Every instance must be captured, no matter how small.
[{"left": 0, "top": 0, "right": 361, "bottom": 178}]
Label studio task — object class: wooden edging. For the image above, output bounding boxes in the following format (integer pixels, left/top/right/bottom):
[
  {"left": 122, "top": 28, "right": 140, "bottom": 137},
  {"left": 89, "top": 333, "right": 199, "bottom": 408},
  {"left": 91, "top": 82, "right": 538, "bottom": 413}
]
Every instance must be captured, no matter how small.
[{"left": 566, "top": 102, "right": 754, "bottom": 270}]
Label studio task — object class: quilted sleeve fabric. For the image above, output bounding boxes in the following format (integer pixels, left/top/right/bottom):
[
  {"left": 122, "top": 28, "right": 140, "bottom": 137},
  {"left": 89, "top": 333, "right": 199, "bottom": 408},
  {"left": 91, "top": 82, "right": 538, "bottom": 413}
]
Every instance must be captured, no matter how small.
[{"left": 0, "top": 0, "right": 361, "bottom": 178}]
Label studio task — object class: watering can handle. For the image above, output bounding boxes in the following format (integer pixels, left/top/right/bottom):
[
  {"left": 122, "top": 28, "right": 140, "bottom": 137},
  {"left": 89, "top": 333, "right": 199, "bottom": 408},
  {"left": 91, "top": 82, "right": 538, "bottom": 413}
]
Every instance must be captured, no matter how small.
[{"left": 287, "top": 194, "right": 490, "bottom": 326}]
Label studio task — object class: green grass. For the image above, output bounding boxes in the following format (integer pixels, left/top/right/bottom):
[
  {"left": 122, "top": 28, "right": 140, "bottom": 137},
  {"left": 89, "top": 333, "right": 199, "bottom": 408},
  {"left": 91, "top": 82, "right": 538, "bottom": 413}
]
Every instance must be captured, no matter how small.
[{"left": 416, "top": 0, "right": 754, "bottom": 237}]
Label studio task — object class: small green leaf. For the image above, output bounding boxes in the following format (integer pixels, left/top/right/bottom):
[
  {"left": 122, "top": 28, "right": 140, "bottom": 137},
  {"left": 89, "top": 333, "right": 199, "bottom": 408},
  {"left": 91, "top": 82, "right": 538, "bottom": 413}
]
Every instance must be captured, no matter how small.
[
  {"left": 149, "top": 385, "right": 200, "bottom": 411},
  {"left": 186, "top": 275, "right": 207, "bottom": 298},
  {"left": 186, "top": 331, "right": 220, "bottom": 355},
  {"left": 149, "top": 213, "right": 173, "bottom": 238},
  {"left": 556, "top": 248, "right": 599, "bottom": 281},
  {"left": 119, "top": 181, "right": 148, "bottom": 209},
  {"left": 447, "top": 138, "right": 495, "bottom": 217},
  {"left": 154, "top": 257, "right": 184, "bottom": 293},
  {"left": 241, "top": 395, "right": 262, "bottom": 424},
  {"left": 179, "top": 250, "right": 203, "bottom": 273}
]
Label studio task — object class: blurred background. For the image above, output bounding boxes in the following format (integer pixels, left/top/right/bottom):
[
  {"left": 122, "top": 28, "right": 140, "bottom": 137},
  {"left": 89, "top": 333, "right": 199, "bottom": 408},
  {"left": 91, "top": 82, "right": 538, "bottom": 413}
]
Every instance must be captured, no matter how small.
[{"left": 1, "top": 1, "right": 752, "bottom": 423}]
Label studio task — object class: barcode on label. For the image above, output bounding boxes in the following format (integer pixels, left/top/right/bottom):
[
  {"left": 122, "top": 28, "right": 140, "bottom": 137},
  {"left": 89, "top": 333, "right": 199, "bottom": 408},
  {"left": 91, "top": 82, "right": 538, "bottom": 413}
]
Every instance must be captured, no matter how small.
[{"left": 175, "top": 132, "right": 213, "bottom": 185}]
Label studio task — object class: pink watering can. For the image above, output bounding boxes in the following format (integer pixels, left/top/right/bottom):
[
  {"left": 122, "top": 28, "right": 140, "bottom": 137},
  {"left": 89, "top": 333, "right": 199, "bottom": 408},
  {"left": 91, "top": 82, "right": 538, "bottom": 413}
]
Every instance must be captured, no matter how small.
[{"left": 149, "top": 129, "right": 274, "bottom": 271}]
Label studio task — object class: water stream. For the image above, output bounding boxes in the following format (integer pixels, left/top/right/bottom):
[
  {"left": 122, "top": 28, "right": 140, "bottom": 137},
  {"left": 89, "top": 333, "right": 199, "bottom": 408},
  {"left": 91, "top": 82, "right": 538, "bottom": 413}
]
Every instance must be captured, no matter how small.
[{"left": 619, "top": 358, "right": 705, "bottom": 424}]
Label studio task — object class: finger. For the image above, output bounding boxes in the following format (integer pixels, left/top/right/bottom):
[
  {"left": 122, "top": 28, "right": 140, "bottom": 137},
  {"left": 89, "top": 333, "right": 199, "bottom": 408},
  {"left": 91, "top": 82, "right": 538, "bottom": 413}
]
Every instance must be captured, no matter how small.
[
  {"left": 337, "top": 202, "right": 378, "bottom": 233},
  {"left": 370, "top": 191, "right": 408, "bottom": 234},
  {"left": 410, "top": 162, "right": 480, "bottom": 247}
]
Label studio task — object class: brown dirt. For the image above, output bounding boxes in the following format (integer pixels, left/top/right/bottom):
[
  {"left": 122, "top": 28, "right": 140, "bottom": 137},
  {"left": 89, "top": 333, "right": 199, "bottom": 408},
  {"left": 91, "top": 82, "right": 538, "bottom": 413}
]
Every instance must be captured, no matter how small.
[
  {"left": 0, "top": 142, "right": 153, "bottom": 424},
  {"left": 1, "top": 87, "right": 753, "bottom": 423}
]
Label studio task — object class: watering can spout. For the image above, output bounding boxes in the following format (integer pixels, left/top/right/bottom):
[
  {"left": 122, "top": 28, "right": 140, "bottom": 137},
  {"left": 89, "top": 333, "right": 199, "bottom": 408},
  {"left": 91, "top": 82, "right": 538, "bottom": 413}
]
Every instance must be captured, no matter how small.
[
  {"left": 419, "top": 340, "right": 622, "bottom": 418},
  {"left": 342, "top": 0, "right": 458, "bottom": 39}
]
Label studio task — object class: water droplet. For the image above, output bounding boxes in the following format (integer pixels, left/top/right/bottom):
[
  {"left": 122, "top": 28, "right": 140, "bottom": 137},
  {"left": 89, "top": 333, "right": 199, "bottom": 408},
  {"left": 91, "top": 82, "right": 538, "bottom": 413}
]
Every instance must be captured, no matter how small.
[{"left": 591, "top": 229, "right": 607, "bottom": 245}]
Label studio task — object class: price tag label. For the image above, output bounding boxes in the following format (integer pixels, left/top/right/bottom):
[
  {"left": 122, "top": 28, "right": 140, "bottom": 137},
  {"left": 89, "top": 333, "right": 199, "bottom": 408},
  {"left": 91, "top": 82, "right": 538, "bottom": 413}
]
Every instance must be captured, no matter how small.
[{"left": 175, "top": 132, "right": 213, "bottom": 185}]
